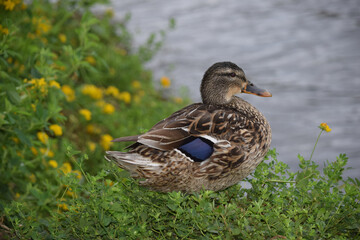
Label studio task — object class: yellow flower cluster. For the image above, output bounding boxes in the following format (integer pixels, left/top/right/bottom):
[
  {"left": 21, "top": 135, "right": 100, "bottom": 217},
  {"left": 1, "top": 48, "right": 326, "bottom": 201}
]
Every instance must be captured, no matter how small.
[
  {"left": 160, "top": 76, "right": 171, "bottom": 88},
  {"left": 29, "top": 173, "right": 36, "bottom": 183},
  {"left": 105, "top": 85, "right": 131, "bottom": 104},
  {"left": 58, "top": 203, "right": 69, "bottom": 211},
  {"left": 32, "top": 16, "right": 51, "bottom": 36},
  {"left": 117, "top": 91, "right": 131, "bottom": 104},
  {"left": 319, "top": 123, "right": 332, "bottom": 132},
  {"left": 79, "top": 109, "right": 92, "bottom": 121},
  {"left": 49, "top": 80, "right": 61, "bottom": 89},
  {"left": 11, "top": 137, "right": 19, "bottom": 144},
  {"left": 60, "top": 162, "right": 72, "bottom": 174},
  {"left": 30, "top": 146, "right": 38, "bottom": 155},
  {"left": 103, "top": 103, "right": 115, "bottom": 114},
  {"left": 105, "top": 86, "right": 119, "bottom": 97},
  {"left": 40, "top": 148, "right": 54, "bottom": 157},
  {"left": 131, "top": 80, "right": 141, "bottom": 89},
  {"left": 58, "top": 162, "right": 82, "bottom": 181},
  {"left": 85, "top": 56, "right": 96, "bottom": 65},
  {"left": 24, "top": 78, "right": 61, "bottom": 96},
  {"left": 86, "top": 124, "right": 101, "bottom": 134},
  {"left": 87, "top": 142, "right": 96, "bottom": 152},
  {"left": 24, "top": 78, "right": 47, "bottom": 94},
  {"left": 96, "top": 100, "right": 115, "bottom": 114},
  {"left": 49, "top": 124, "right": 63, "bottom": 136},
  {"left": 2, "top": 0, "right": 17, "bottom": 11},
  {"left": 0, "top": 24, "right": 9, "bottom": 35},
  {"left": 48, "top": 160, "right": 58, "bottom": 168},
  {"left": 100, "top": 134, "right": 113, "bottom": 150},
  {"left": 61, "top": 85, "right": 75, "bottom": 102},
  {"left": 58, "top": 33, "right": 67, "bottom": 43},
  {"left": 82, "top": 84, "right": 103, "bottom": 100},
  {"left": 37, "top": 132, "right": 49, "bottom": 144}
]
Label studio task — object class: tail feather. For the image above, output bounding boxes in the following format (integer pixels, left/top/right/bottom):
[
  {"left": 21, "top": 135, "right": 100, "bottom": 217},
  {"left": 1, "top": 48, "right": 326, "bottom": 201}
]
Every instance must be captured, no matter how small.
[
  {"left": 111, "top": 135, "right": 139, "bottom": 142},
  {"left": 105, "top": 151, "right": 161, "bottom": 177}
]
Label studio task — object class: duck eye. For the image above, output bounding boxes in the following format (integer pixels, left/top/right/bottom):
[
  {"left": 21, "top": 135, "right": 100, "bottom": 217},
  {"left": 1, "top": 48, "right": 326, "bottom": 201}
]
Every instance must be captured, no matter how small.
[{"left": 230, "top": 72, "right": 236, "bottom": 77}]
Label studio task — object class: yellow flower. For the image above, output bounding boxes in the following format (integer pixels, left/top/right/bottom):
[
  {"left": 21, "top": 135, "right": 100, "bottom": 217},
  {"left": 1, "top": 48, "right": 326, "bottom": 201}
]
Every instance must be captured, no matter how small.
[
  {"left": 86, "top": 124, "right": 101, "bottom": 135},
  {"left": 85, "top": 56, "right": 96, "bottom": 65},
  {"left": 29, "top": 173, "right": 36, "bottom": 183},
  {"left": 160, "top": 76, "right": 171, "bottom": 88},
  {"left": 3, "top": 0, "right": 16, "bottom": 11},
  {"left": 33, "top": 16, "right": 51, "bottom": 35},
  {"left": 58, "top": 33, "right": 67, "bottom": 43},
  {"left": 49, "top": 160, "right": 58, "bottom": 168},
  {"left": 104, "top": 180, "right": 114, "bottom": 187},
  {"left": 19, "top": 64, "right": 25, "bottom": 73},
  {"left": 49, "top": 80, "right": 61, "bottom": 89},
  {"left": 60, "top": 162, "right": 72, "bottom": 174},
  {"left": 174, "top": 97, "right": 183, "bottom": 104},
  {"left": 81, "top": 84, "right": 103, "bottom": 100},
  {"left": 65, "top": 187, "right": 75, "bottom": 197},
  {"left": 15, "top": 192, "right": 20, "bottom": 200},
  {"left": 72, "top": 170, "right": 82, "bottom": 180},
  {"left": 49, "top": 124, "right": 63, "bottom": 136},
  {"left": 100, "top": 134, "right": 113, "bottom": 150},
  {"left": 116, "top": 91, "right": 131, "bottom": 104},
  {"left": 88, "top": 141, "right": 96, "bottom": 152},
  {"left": 79, "top": 109, "right": 92, "bottom": 121},
  {"left": 31, "top": 146, "right": 38, "bottom": 156},
  {"left": 11, "top": 137, "right": 19, "bottom": 144},
  {"left": 105, "top": 86, "right": 120, "bottom": 97},
  {"left": 132, "top": 80, "right": 141, "bottom": 89},
  {"left": 25, "top": 78, "right": 48, "bottom": 95},
  {"left": 61, "top": 85, "right": 75, "bottom": 102},
  {"left": 319, "top": 123, "right": 332, "bottom": 132},
  {"left": 103, "top": 103, "right": 115, "bottom": 114},
  {"left": 40, "top": 148, "right": 54, "bottom": 157},
  {"left": 16, "top": 151, "right": 23, "bottom": 157},
  {"left": 31, "top": 104, "right": 36, "bottom": 111},
  {"left": 0, "top": 24, "right": 9, "bottom": 35},
  {"left": 58, "top": 203, "right": 69, "bottom": 211},
  {"left": 37, "top": 132, "right": 49, "bottom": 144}
]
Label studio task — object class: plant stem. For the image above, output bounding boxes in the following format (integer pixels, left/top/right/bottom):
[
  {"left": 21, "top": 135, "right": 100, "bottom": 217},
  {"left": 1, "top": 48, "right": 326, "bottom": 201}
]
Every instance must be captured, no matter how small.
[
  {"left": 266, "top": 179, "right": 296, "bottom": 183},
  {"left": 309, "top": 130, "right": 323, "bottom": 161}
]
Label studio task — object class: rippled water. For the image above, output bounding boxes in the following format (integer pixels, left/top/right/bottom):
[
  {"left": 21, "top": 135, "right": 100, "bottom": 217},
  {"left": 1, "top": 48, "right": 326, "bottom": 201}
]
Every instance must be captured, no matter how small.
[{"left": 111, "top": 0, "right": 360, "bottom": 179}]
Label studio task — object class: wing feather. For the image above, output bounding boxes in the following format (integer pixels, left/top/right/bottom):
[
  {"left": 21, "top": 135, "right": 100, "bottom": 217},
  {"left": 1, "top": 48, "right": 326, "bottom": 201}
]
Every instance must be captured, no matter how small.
[{"left": 114, "top": 103, "right": 243, "bottom": 151}]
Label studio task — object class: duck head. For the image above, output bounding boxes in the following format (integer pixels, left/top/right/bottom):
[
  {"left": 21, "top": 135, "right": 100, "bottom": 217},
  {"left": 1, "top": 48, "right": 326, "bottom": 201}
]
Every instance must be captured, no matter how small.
[{"left": 200, "top": 62, "right": 272, "bottom": 105}]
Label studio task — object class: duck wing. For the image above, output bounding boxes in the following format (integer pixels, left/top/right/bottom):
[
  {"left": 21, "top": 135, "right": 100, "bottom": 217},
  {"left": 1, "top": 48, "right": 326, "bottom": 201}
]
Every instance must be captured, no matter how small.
[{"left": 114, "top": 103, "right": 242, "bottom": 154}]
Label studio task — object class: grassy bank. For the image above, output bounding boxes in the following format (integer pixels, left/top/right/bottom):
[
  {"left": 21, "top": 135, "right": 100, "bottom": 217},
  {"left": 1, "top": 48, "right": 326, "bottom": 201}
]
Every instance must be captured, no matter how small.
[{"left": 1, "top": 0, "right": 359, "bottom": 239}]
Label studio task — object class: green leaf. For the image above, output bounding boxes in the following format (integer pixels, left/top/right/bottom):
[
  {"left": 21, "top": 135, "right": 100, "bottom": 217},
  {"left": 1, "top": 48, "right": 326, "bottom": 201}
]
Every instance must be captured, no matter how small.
[
  {"left": 14, "top": 129, "right": 31, "bottom": 146},
  {"left": 6, "top": 89, "right": 21, "bottom": 105}
]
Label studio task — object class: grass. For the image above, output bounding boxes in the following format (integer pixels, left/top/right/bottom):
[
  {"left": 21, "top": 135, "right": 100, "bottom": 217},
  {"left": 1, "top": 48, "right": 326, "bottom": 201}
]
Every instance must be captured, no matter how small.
[{"left": 1, "top": 0, "right": 359, "bottom": 239}]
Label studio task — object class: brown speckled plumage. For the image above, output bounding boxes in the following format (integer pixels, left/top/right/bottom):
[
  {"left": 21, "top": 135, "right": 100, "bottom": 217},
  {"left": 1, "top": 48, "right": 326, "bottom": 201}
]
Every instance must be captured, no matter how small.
[{"left": 105, "top": 62, "right": 272, "bottom": 192}]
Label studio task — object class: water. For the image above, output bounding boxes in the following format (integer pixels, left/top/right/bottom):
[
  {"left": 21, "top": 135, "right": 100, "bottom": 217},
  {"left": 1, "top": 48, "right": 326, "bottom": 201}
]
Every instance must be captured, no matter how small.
[{"left": 111, "top": 0, "right": 360, "bottom": 179}]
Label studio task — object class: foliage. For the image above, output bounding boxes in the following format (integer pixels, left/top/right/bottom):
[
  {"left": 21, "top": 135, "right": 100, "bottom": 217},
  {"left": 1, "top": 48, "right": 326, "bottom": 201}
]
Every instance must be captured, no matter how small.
[
  {"left": 4, "top": 149, "right": 360, "bottom": 239},
  {"left": 1, "top": 0, "right": 359, "bottom": 239},
  {"left": 1, "top": 0, "right": 181, "bottom": 227}
]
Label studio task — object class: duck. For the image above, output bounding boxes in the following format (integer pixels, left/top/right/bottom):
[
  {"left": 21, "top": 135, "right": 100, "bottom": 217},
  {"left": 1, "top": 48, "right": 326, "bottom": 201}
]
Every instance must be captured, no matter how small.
[{"left": 105, "top": 62, "right": 272, "bottom": 193}]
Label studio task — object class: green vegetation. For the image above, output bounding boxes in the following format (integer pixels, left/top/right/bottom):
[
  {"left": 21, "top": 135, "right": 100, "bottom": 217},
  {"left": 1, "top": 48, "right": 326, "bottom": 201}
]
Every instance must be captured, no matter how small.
[{"left": 1, "top": 0, "right": 359, "bottom": 239}]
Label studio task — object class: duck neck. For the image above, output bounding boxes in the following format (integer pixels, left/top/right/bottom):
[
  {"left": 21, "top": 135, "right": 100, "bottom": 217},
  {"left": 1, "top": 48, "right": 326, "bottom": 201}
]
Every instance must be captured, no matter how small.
[{"left": 201, "top": 81, "right": 233, "bottom": 105}]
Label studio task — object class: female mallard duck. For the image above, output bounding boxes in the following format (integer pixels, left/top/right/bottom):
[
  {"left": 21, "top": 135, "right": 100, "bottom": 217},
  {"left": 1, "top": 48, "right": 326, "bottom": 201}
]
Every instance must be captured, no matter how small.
[{"left": 106, "top": 62, "right": 272, "bottom": 193}]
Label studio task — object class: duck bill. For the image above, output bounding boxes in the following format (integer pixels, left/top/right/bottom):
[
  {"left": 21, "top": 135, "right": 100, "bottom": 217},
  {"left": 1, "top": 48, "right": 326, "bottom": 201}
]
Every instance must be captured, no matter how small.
[{"left": 243, "top": 82, "right": 272, "bottom": 97}]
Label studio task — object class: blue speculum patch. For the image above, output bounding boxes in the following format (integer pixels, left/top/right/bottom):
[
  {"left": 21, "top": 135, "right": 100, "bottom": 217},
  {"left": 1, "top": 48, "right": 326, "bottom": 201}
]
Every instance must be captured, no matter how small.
[{"left": 178, "top": 137, "right": 214, "bottom": 162}]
